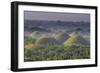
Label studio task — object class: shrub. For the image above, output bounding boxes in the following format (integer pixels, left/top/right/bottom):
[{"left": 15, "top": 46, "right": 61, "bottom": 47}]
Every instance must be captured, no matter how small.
[{"left": 24, "top": 45, "right": 90, "bottom": 62}]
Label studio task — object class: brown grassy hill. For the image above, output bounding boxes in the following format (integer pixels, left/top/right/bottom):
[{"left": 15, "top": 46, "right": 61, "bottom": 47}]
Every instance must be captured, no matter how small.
[
  {"left": 55, "top": 32, "right": 70, "bottom": 44},
  {"left": 35, "top": 35, "right": 60, "bottom": 46},
  {"left": 63, "top": 32, "right": 89, "bottom": 47}
]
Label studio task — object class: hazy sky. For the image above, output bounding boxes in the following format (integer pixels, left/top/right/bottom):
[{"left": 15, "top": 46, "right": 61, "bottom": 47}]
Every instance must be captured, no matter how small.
[{"left": 24, "top": 11, "right": 90, "bottom": 22}]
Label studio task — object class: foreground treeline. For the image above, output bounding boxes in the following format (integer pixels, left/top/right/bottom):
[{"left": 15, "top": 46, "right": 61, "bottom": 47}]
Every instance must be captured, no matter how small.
[{"left": 24, "top": 45, "right": 90, "bottom": 62}]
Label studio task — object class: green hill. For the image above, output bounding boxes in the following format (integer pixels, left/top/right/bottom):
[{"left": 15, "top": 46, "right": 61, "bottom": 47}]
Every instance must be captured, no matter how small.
[
  {"left": 35, "top": 35, "right": 60, "bottom": 46},
  {"left": 55, "top": 32, "right": 70, "bottom": 44},
  {"left": 63, "top": 32, "right": 89, "bottom": 47}
]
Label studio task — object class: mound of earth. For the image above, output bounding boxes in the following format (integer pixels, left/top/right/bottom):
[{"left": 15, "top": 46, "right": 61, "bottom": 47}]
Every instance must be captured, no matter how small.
[
  {"left": 35, "top": 35, "right": 60, "bottom": 46},
  {"left": 55, "top": 32, "right": 70, "bottom": 44},
  {"left": 63, "top": 32, "right": 89, "bottom": 47}
]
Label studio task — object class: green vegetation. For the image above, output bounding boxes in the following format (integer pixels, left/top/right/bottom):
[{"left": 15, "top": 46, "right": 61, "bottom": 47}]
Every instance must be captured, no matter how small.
[
  {"left": 24, "top": 32, "right": 90, "bottom": 62},
  {"left": 24, "top": 44, "right": 90, "bottom": 62}
]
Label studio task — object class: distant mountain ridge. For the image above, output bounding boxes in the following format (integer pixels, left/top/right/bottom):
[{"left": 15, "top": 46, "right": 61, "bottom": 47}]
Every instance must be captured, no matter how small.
[
  {"left": 24, "top": 20, "right": 90, "bottom": 34},
  {"left": 25, "top": 26, "right": 51, "bottom": 32}
]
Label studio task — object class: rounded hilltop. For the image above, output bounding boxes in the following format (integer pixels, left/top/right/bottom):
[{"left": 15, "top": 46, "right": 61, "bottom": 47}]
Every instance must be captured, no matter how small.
[
  {"left": 54, "top": 32, "right": 70, "bottom": 44},
  {"left": 63, "top": 32, "right": 89, "bottom": 47},
  {"left": 35, "top": 35, "right": 60, "bottom": 46}
]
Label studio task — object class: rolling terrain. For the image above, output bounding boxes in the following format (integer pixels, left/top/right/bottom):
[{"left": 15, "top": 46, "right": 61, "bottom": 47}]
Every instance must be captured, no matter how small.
[{"left": 24, "top": 20, "right": 90, "bottom": 62}]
